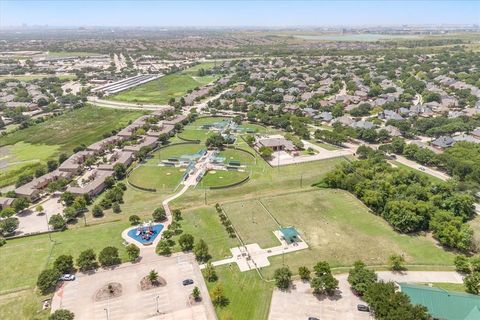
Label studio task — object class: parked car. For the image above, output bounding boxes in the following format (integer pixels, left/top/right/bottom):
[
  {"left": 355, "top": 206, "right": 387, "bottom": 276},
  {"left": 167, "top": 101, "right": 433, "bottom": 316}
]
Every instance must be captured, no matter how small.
[
  {"left": 182, "top": 279, "right": 194, "bottom": 286},
  {"left": 357, "top": 304, "right": 370, "bottom": 312},
  {"left": 419, "top": 167, "right": 426, "bottom": 171},
  {"left": 59, "top": 274, "right": 75, "bottom": 281},
  {"left": 308, "top": 317, "right": 320, "bottom": 320}
]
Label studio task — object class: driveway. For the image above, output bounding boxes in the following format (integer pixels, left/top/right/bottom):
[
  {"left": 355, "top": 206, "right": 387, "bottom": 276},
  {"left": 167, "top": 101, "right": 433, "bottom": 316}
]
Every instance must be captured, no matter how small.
[
  {"left": 51, "top": 252, "right": 216, "bottom": 320},
  {"left": 268, "top": 271, "right": 464, "bottom": 320}
]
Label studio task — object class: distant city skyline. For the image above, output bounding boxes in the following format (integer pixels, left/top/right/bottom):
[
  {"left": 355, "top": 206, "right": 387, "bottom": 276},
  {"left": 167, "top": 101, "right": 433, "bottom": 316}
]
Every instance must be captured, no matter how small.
[{"left": 1, "top": 0, "right": 478, "bottom": 28}]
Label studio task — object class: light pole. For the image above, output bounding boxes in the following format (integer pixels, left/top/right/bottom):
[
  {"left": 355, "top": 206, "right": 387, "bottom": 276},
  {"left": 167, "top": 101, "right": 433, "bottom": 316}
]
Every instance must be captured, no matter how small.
[
  {"left": 44, "top": 212, "right": 52, "bottom": 242},
  {"left": 156, "top": 295, "right": 160, "bottom": 313},
  {"left": 104, "top": 308, "right": 109, "bottom": 320}
]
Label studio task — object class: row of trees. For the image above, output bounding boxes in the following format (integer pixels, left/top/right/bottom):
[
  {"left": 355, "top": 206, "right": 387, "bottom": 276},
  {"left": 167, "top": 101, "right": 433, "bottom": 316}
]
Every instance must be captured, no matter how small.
[{"left": 321, "top": 152, "right": 476, "bottom": 252}]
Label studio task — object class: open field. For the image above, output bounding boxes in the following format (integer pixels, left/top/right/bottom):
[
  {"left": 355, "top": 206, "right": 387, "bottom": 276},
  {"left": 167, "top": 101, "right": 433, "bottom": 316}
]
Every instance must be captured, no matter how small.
[
  {"left": 46, "top": 51, "right": 99, "bottom": 57},
  {"left": 201, "top": 170, "right": 250, "bottom": 188},
  {"left": 205, "top": 266, "right": 274, "bottom": 320},
  {"left": 108, "top": 64, "right": 218, "bottom": 105},
  {"left": 128, "top": 165, "right": 185, "bottom": 191},
  {"left": 0, "top": 74, "right": 76, "bottom": 82},
  {"left": 223, "top": 189, "right": 456, "bottom": 279},
  {"left": 0, "top": 106, "right": 143, "bottom": 187}
]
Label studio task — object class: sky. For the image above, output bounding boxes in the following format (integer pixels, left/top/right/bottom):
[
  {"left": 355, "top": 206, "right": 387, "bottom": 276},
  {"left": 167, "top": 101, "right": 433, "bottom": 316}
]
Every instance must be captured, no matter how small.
[{"left": 1, "top": 0, "right": 479, "bottom": 27}]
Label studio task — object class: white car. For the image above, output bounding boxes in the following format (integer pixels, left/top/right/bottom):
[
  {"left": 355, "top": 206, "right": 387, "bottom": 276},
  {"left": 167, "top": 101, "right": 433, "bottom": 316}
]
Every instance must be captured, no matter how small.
[{"left": 59, "top": 274, "right": 76, "bottom": 281}]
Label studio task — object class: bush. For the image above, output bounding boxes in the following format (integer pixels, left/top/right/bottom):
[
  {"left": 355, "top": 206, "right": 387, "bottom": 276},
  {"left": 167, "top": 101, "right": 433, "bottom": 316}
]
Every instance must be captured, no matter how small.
[
  {"left": 53, "top": 255, "right": 74, "bottom": 274},
  {"left": 156, "top": 240, "right": 171, "bottom": 255},
  {"left": 0, "top": 217, "right": 19, "bottom": 236},
  {"left": 193, "top": 239, "right": 210, "bottom": 263},
  {"left": 152, "top": 207, "right": 167, "bottom": 222},
  {"left": 112, "top": 202, "right": 121, "bottom": 213},
  {"left": 273, "top": 267, "right": 292, "bottom": 289},
  {"left": 178, "top": 233, "right": 194, "bottom": 251},
  {"left": 454, "top": 255, "right": 471, "bottom": 274},
  {"left": 388, "top": 254, "right": 406, "bottom": 271},
  {"left": 49, "top": 309, "right": 74, "bottom": 320},
  {"left": 92, "top": 205, "right": 103, "bottom": 218},
  {"left": 211, "top": 283, "right": 229, "bottom": 307},
  {"left": 49, "top": 214, "right": 66, "bottom": 230},
  {"left": 98, "top": 246, "right": 121, "bottom": 267},
  {"left": 126, "top": 243, "right": 140, "bottom": 262},
  {"left": 76, "top": 249, "right": 97, "bottom": 271},
  {"left": 37, "top": 269, "right": 60, "bottom": 294},
  {"left": 464, "top": 272, "right": 480, "bottom": 295},
  {"left": 0, "top": 236, "right": 5, "bottom": 247},
  {"left": 129, "top": 215, "right": 141, "bottom": 225},
  {"left": 298, "top": 266, "right": 311, "bottom": 281},
  {"left": 204, "top": 262, "right": 218, "bottom": 282}
]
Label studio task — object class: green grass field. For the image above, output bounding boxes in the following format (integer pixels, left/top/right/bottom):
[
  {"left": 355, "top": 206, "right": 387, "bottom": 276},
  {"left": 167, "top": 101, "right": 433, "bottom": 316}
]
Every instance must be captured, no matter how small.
[
  {"left": 205, "top": 266, "right": 273, "bottom": 320},
  {"left": 419, "top": 282, "right": 466, "bottom": 293},
  {"left": 47, "top": 51, "right": 98, "bottom": 58},
  {"left": 108, "top": 64, "right": 218, "bottom": 105},
  {"left": 201, "top": 170, "right": 250, "bottom": 188},
  {"left": 223, "top": 189, "right": 455, "bottom": 279},
  {"left": 0, "top": 74, "right": 76, "bottom": 82},
  {"left": 0, "top": 106, "right": 143, "bottom": 187}
]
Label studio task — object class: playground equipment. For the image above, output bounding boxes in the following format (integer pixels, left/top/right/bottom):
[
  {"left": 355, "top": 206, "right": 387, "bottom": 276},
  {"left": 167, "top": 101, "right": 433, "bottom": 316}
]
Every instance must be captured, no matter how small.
[{"left": 135, "top": 221, "right": 156, "bottom": 242}]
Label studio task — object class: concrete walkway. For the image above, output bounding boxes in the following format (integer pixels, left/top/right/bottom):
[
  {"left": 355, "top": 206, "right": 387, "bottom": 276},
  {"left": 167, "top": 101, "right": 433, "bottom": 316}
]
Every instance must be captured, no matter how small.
[{"left": 200, "top": 230, "right": 308, "bottom": 272}]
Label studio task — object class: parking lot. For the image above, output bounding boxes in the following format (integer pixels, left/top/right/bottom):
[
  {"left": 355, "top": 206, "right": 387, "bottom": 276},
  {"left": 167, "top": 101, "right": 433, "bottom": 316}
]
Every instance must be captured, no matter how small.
[
  {"left": 268, "top": 275, "right": 371, "bottom": 320},
  {"left": 16, "top": 196, "right": 64, "bottom": 235},
  {"left": 51, "top": 253, "right": 216, "bottom": 320}
]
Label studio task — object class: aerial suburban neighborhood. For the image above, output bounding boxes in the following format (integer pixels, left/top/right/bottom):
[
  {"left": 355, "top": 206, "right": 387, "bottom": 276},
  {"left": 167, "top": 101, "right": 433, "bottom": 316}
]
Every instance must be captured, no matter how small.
[{"left": 1, "top": 1, "right": 480, "bottom": 320}]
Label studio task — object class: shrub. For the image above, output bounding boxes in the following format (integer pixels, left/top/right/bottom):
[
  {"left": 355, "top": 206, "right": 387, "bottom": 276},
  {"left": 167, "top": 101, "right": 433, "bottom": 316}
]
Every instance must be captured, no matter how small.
[
  {"left": 92, "top": 205, "right": 103, "bottom": 218},
  {"left": 126, "top": 243, "right": 140, "bottom": 262},
  {"left": 37, "top": 269, "right": 60, "bottom": 294},
  {"left": 49, "top": 214, "right": 66, "bottom": 230},
  {"left": 98, "top": 246, "right": 121, "bottom": 267},
  {"left": 273, "top": 267, "right": 292, "bottom": 289},
  {"left": 49, "top": 309, "right": 74, "bottom": 320},
  {"left": 76, "top": 249, "right": 98, "bottom": 271},
  {"left": 129, "top": 215, "right": 141, "bottom": 225},
  {"left": 178, "top": 233, "right": 194, "bottom": 251},
  {"left": 454, "top": 255, "right": 471, "bottom": 274},
  {"left": 53, "top": 255, "right": 74, "bottom": 274}
]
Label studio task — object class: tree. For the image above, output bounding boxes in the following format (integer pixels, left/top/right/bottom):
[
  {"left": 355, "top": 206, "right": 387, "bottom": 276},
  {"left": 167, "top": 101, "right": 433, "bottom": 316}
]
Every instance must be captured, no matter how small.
[
  {"left": 0, "top": 207, "right": 15, "bottom": 218},
  {"left": 148, "top": 269, "right": 159, "bottom": 284},
  {"left": 54, "top": 255, "right": 74, "bottom": 274},
  {"left": 347, "top": 260, "right": 377, "bottom": 296},
  {"left": 259, "top": 146, "right": 273, "bottom": 159},
  {"left": 179, "top": 233, "right": 194, "bottom": 251},
  {"left": 205, "top": 133, "right": 225, "bottom": 149},
  {"left": 49, "top": 214, "right": 66, "bottom": 230},
  {"left": 193, "top": 239, "right": 210, "bottom": 263},
  {"left": 37, "top": 269, "right": 60, "bottom": 294},
  {"left": 49, "top": 309, "right": 75, "bottom": 320},
  {"left": 363, "top": 281, "right": 429, "bottom": 320},
  {"left": 388, "top": 254, "right": 406, "bottom": 271},
  {"left": 113, "top": 163, "right": 127, "bottom": 180},
  {"left": 98, "top": 246, "right": 121, "bottom": 267},
  {"left": 92, "top": 205, "right": 103, "bottom": 218},
  {"left": 192, "top": 286, "right": 201, "bottom": 301},
  {"left": 76, "top": 249, "right": 97, "bottom": 271},
  {"left": 16, "top": 173, "right": 33, "bottom": 187},
  {"left": 152, "top": 207, "right": 166, "bottom": 222},
  {"left": 35, "top": 205, "right": 44, "bottom": 214},
  {"left": 298, "top": 266, "right": 311, "bottom": 281},
  {"left": 35, "top": 166, "right": 47, "bottom": 178},
  {"left": 125, "top": 243, "right": 140, "bottom": 262},
  {"left": 173, "top": 209, "right": 182, "bottom": 221},
  {"left": 204, "top": 262, "right": 218, "bottom": 282},
  {"left": 156, "top": 240, "right": 171, "bottom": 255},
  {"left": 273, "top": 267, "right": 292, "bottom": 289},
  {"left": 0, "top": 217, "right": 19, "bottom": 235},
  {"left": 454, "top": 255, "right": 471, "bottom": 274},
  {"left": 464, "top": 272, "right": 480, "bottom": 295},
  {"left": 58, "top": 153, "right": 68, "bottom": 164},
  {"left": 47, "top": 160, "right": 58, "bottom": 172},
  {"left": 104, "top": 176, "right": 115, "bottom": 189},
  {"left": 12, "top": 197, "right": 29, "bottom": 212},
  {"left": 310, "top": 273, "right": 339, "bottom": 296},
  {"left": 211, "top": 283, "right": 229, "bottom": 307},
  {"left": 112, "top": 202, "right": 121, "bottom": 213},
  {"left": 313, "top": 261, "right": 332, "bottom": 277},
  {"left": 61, "top": 192, "right": 75, "bottom": 206}
]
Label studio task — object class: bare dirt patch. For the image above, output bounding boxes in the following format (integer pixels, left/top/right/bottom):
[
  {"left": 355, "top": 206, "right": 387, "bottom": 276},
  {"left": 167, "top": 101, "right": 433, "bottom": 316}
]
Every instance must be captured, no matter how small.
[
  {"left": 139, "top": 276, "right": 167, "bottom": 291},
  {"left": 94, "top": 282, "right": 123, "bottom": 301}
]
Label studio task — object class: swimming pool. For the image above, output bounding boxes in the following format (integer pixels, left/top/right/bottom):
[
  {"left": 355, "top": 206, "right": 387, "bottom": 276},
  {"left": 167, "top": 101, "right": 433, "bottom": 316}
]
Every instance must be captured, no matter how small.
[{"left": 127, "top": 224, "right": 164, "bottom": 245}]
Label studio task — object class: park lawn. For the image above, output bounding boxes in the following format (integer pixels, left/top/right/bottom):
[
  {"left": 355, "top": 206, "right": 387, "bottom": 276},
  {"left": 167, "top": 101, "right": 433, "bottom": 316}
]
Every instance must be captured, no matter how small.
[
  {"left": 177, "top": 127, "right": 214, "bottom": 142},
  {"left": 201, "top": 170, "right": 250, "bottom": 188},
  {"left": 171, "top": 206, "right": 240, "bottom": 260},
  {"left": 205, "top": 266, "right": 273, "bottom": 320},
  {"left": 222, "top": 199, "right": 280, "bottom": 248},
  {"left": 108, "top": 65, "right": 217, "bottom": 105},
  {"left": 0, "top": 74, "right": 76, "bottom": 82},
  {"left": 219, "top": 148, "right": 255, "bottom": 166},
  {"left": 0, "top": 289, "right": 49, "bottom": 320},
  {"left": 248, "top": 189, "right": 456, "bottom": 279},
  {"left": 0, "top": 220, "right": 130, "bottom": 293},
  {"left": 128, "top": 165, "right": 184, "bottom": 191},
  {"left": 312, "top": 140, "right": 342, "bottom": 151},
  {"left": 240, "top": 122, "right": 267, "bottom": 134},
  {"left": 154, "top": 143, "right": 204, "bottom": 161}
]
